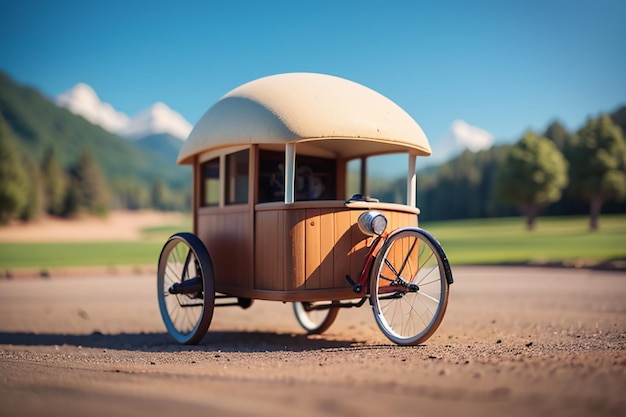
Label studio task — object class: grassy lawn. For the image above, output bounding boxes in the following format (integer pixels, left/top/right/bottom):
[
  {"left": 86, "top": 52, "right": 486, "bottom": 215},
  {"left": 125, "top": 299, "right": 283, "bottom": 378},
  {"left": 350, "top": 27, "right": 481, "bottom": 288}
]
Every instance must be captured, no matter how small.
[
  {"left": 421, "top": 214, "right": 626, "bottom": 267},
  {"left": 0, "top": 242, "right": 165, "bottom": 269},
  {"left": 0, "top": 214, "right": 624, "bottom": 270}
]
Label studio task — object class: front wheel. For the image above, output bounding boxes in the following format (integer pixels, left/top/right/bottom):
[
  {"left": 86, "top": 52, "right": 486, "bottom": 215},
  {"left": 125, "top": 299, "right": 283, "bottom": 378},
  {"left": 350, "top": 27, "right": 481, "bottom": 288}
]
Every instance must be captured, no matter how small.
[
  {"left": 369, "top": 228, "right": 452, "bottom": 345},
  {"left": 157, "top": 232, "right": 215, "bottom": 344},
  {"left": 293, "top": 302, "right": 340, "bottom": 334}
]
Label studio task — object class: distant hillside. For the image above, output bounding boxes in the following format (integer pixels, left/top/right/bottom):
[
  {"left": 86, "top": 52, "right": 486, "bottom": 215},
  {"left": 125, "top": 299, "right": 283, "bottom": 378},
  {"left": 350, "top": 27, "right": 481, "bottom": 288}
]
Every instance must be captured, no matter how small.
[
  {"left": 134, "top": 133, "right": 184, "bottom": 164},
  {"left": 0, "top": 71, "right": 189, "bottom": 189}
]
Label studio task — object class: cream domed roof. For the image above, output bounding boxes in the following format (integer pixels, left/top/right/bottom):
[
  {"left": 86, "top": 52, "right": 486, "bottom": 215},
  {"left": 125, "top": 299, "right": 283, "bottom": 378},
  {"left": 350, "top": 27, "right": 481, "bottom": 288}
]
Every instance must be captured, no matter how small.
[{"left": 178, "top": 72, "right": 431, "bottom": 164}]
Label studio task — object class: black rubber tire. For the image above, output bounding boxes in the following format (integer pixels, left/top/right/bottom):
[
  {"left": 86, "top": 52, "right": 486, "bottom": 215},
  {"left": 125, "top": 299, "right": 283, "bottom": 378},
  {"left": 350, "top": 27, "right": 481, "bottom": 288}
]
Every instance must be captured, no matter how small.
[{"left": 157, "top": 232, "right": 215, "bottom": 344}]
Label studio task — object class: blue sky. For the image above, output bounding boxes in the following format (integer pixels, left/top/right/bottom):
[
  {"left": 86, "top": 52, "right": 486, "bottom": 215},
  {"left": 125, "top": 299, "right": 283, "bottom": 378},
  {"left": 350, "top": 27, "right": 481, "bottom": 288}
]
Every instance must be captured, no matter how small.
[{"left": 1, "top": 0, "right": 625, "bottom": 165}]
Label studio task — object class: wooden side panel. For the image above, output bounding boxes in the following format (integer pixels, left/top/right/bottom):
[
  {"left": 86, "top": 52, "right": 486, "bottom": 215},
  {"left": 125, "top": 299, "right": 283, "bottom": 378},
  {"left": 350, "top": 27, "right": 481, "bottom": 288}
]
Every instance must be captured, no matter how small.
[
  {"left": 333, "top": 210, "right": 353, "bottom": 287},
  {"left": 277, "top": 210, "right": 286, "bottom": 290},
  {"left": 349, "top": 210, "right": 369, "bottom": 283},
  {"left": 254, "top": 205, "right": 419, "bottom": 292},
  {"left": 255, "top": 210, "right": 285, "bottom": 290},
  {"left": 197, "top": 210, "right": 252, "bottom": 290},
  {"left": 387, "top": 210, "right": 398, "bottom": 235},
  {"left": 319, "top": 208, "right": 336, "bottom": 288},
  {"left": 286, "top": 209, "right": 306, "bottom": 291},
  {"left": 305, "top": 209, "right": 321, "bottom": 289}
]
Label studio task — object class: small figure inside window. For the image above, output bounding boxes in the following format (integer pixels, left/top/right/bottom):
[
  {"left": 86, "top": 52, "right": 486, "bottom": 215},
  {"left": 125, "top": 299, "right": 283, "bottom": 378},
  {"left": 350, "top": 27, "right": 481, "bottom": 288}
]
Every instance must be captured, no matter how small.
[
  {"left": 258, "top": 150, "right": 336, "bottom": 203},
  {"left": 295, "top": 166, "right": 326, "bottom": 200}
]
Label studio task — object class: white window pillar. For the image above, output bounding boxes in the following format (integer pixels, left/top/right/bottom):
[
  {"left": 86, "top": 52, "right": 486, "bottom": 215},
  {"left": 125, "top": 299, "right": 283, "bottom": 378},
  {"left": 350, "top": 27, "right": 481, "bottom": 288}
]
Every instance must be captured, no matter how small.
[
  {"left": 284, "top": 143, "right": 296, "bottom": 204},
  {"left": 407, "top": 152, "right": 417, "bottom": 207}
]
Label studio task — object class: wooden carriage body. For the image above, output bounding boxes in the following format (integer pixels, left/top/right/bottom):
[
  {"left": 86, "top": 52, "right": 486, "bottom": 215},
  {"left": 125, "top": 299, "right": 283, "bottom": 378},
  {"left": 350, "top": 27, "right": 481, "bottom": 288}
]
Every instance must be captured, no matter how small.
[{"left": 178, "top": 73, "right": 432, "bottom": 302}]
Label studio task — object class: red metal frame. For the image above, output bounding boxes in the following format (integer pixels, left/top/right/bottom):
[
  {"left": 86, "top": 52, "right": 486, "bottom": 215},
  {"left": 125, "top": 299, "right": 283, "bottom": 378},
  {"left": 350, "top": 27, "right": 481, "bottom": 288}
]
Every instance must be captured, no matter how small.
[{"left": 355, "top": 233, "right": 387, "bottom": 294}]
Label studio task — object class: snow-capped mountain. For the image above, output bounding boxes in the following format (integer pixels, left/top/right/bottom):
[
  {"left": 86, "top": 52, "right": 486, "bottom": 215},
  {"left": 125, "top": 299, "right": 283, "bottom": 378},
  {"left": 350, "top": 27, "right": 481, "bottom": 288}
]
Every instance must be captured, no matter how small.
[
  {"left": 120, "top": 102, "right": 191, "bottom": 140},
  {"left": 55, "top": 83, "right": 192, "bottom": 140},
  {"left": 56, "top": 83, "right": 130, "bottom": 133}
]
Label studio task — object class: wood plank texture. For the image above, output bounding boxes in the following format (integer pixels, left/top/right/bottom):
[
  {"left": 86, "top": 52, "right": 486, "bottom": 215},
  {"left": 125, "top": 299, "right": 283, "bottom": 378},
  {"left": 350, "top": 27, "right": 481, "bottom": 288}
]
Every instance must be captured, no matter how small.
[
  {"left": 253, "top": 204, "right": 418, "bottom": 292},
  {"left": 197, "top": 209, "right": 252, "bottom": 290}
]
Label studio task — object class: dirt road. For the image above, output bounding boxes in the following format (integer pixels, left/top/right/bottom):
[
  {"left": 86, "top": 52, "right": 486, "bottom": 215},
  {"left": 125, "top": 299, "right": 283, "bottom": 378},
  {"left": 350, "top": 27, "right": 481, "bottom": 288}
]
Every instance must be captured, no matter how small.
[{"left": 0, "top": 266, "right": 624, "bottom": 417}]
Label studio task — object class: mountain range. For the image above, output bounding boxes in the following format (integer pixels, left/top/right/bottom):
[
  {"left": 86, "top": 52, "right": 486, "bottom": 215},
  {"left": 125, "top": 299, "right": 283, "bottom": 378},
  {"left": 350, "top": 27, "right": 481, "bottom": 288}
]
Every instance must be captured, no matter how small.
[
  {"left": 55, "top": 82, "right": 192, "bottom": 141},
  {"left": 55, "top": 82, "right": 190, "bottom": 164},
  {"left": 0, "top": 71, "right": 190, "bottom": 189}
]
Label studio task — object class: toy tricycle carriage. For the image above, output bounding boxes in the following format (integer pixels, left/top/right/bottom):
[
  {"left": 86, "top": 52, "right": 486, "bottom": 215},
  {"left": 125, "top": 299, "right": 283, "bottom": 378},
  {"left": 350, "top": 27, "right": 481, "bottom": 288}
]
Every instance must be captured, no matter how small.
[{"left": 157, "top": 73, "right": 453, "bottom": 346}]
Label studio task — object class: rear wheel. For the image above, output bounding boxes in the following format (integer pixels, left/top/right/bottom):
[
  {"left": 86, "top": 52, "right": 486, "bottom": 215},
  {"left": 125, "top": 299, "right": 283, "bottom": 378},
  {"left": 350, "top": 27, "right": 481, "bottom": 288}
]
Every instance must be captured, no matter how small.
[
  {"left": 370, "top": 228, "right": 451, "bottom": 345},
  {"left": 157, "top": 233, "right": 215, "bottom": 344},
  {"left": 293, "top": 302, "right": 340, "bottom": 334}
]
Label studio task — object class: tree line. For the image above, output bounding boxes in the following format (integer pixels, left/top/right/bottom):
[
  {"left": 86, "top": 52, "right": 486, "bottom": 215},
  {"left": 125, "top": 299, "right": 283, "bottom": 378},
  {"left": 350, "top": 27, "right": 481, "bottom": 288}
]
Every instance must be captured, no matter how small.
[
  {"left": 0, "top": 115, "right": 190, "bottom": 224},
  {"left": 2, "top": 106, "right": 625, "bottom": 229},
  {"left": 374, "top": 110, "right": 626, "bottom": 230}
]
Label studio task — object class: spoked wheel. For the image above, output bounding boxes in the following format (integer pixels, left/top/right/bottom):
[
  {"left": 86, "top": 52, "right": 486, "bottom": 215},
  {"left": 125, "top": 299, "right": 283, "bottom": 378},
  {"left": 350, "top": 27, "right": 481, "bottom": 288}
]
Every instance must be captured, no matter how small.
[
  {"left": 293, "top": 302, "right": 340, "bottom": 334},
  {"left": 370, "top": 228, "right": 452, "bottom": 345},
  {"left": 157, "top": 232, "right": 215, "bottom": 344}
]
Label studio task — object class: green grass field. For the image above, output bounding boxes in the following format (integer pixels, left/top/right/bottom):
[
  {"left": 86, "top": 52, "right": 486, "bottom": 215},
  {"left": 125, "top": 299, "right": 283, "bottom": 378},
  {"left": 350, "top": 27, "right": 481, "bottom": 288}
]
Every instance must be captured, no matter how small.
[
  {"left": 0, "top": 241, "right": 165, "bottom": 269},
  {"left": 0, "top": 214, "right": 624, "bottom": 270},
  {"left": 421, "top": 214, "right": 626, "bottom": 267}
]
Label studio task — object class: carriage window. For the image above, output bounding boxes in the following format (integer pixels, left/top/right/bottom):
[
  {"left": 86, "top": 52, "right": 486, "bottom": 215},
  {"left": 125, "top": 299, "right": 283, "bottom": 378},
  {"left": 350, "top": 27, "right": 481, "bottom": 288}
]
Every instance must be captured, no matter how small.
[
  {"left": 296, "top": 155, "right": 336, "bottom": 200},
  {"left": 226, "top": 149, "right": 249, "bottom": 205},
  {"left": 258, "top": 150, "right": 336, "bottom": 202},
  {"left": 201, "top": 158, "right": 220, "bottom": 206},
  {"left": 346, "top": 158, "right": 362, "bottom": 198},
  {"left": 258, "top": 151, "right": 284, "bottom": 203}
]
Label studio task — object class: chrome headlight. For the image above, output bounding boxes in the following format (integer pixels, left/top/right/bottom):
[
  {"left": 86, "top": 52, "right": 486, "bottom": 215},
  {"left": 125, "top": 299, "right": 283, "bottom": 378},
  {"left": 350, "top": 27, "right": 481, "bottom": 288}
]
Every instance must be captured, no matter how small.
[{"left": 357, "top": 211, "right": 387, "bottom": 236}]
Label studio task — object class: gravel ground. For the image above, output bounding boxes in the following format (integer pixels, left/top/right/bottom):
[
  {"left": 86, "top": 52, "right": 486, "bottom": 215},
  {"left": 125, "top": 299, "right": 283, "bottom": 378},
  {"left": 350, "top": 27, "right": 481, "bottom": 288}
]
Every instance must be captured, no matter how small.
[{"left": 0, "top": 266, "right": 624, "bottom": 417}]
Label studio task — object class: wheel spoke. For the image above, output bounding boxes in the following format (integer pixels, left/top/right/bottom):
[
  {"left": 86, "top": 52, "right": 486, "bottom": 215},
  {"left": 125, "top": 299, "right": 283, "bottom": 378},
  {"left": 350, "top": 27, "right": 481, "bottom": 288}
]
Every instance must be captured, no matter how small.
[
  {"left": 418, "top": 248, "right": 435, "bottom": 271},
  {"left": 398, "top": 236, "right": 418, "bottom": 277},
  {"left": 402, "top": 298, "right": 422, "bottom": 335},
  {"left": 165, "top": 263, "right": 180, "bottom": 282},
  {"left": 417, "top": 274, "right": 440, "bottom": 287},
  {"left": 416, "top": 289, "right": 440, "bottom": 304},
  {"left": 414, "top": 292, "right": 436, "bottom": 320},
  {"left": 384, "top": 258, "right": 400, "bottom": 279},
  {"left": 379, "top": 273, "right": 396, "bottom": 283}
]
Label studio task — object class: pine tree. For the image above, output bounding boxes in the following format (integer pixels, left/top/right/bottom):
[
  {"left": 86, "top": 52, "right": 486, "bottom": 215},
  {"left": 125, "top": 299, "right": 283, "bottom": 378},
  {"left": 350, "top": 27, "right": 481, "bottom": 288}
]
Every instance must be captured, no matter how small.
[
  {"left": 151, "top": 179, "right": 172, "bottom": 211},
  {"left": 68, "top": 150, "right": 109, "bottom": 216},
  {"left": 41, "top": 148, "right": 67, "bottom": 216},
  {"left": 62, "top": 184, "right": 80, "bottom": 218},
  {"left": 0, "top": 115, "right": 28, "bottom": 223},
  {"left": 19, "top": 160, "right": 44, "bottom": 221}
]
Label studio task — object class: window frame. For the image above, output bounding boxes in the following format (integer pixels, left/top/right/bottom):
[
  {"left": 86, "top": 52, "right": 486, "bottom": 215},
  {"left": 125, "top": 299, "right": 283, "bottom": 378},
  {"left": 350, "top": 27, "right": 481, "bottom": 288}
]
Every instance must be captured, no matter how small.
[{"left": 198, "top": 145, "right": 251, "bottom": 209}]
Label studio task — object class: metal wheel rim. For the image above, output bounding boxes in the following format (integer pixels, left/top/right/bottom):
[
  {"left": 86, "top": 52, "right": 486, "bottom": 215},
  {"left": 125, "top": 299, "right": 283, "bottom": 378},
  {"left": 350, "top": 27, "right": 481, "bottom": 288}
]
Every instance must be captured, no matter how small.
[
  {"left": 157, "top": 237, "right": 208, "bottom": 344},
  {"left": 293, "top": 302, "right": 339, "bottom": 334},
  {"left": 371, "top": 229, "right": 449, "bottom": 345}
]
